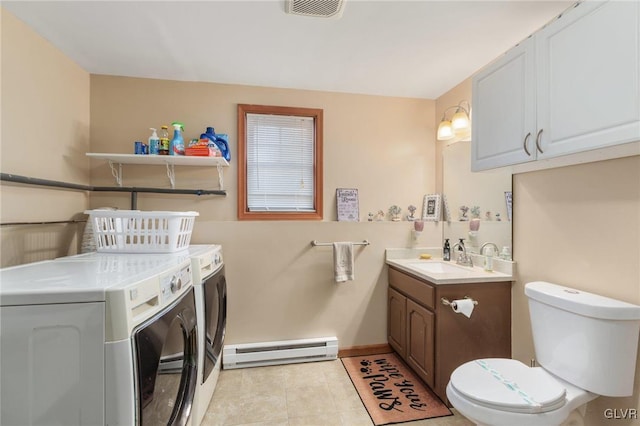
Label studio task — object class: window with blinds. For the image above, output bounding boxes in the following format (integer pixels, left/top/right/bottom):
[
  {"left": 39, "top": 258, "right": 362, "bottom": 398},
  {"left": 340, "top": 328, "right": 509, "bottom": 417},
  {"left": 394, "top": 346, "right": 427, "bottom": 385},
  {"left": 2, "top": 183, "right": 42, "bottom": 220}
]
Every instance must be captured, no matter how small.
[
  {"left": 246, "top": 113, "right": 314, "bottom": 211},
  {"left": 238, "top": 104, "right": 323, "bottom": 220}
]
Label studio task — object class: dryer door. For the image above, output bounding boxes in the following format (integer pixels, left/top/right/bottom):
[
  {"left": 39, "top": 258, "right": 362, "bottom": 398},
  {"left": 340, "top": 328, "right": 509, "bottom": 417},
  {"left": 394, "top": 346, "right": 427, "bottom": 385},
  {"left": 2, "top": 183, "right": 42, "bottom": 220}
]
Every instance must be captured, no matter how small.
[
  {"left": 134, "top": 288, "right": 198, "bottom": 426},
  {"left": 203, "top": 266, "right": 227, "bottom": 382}
]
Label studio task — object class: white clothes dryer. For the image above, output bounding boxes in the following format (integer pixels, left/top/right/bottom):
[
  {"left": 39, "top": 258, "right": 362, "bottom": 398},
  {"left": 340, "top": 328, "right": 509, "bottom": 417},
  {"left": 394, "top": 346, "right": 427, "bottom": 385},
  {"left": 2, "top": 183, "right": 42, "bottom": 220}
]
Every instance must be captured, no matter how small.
[
  {"left": 0, "top": 252, "right": 199, "bottom": 426},
  {"left": 187, "top": 245, "right": 226, "bottom": 426}
]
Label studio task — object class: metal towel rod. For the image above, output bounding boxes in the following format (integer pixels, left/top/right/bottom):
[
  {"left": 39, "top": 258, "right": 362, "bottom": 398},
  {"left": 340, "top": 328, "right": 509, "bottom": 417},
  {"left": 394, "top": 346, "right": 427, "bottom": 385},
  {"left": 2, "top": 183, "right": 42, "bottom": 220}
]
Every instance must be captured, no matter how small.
[{"left": 311, "top": 240, "right": 370, "bottom": 247}]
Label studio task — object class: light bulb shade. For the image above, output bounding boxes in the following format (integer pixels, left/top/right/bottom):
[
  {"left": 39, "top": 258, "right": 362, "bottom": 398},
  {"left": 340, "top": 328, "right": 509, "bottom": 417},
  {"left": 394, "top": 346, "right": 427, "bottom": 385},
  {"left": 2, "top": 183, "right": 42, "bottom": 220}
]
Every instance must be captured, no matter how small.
[
  {"left": 437, "top": 120, "right": 454, "bottom": 140},
  {"left": 451, "top": 110, "right": 470, "bottom": 131}
]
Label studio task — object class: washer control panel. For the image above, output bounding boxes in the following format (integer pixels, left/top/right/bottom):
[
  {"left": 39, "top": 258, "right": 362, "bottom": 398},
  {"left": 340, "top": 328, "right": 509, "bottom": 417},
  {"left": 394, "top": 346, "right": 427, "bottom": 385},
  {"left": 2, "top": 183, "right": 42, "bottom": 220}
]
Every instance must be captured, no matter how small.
[
  {"left": 106, "top": 257, "right": 194, "bottom": 342},
  {"left": 191, "top": 245, "right": 223, "bottom": 282},
  {"left": 160, "top": 265, "right": 192, "bottom": 304},
  {"left": 212, "top": 250, "right": 223, "bottom": 268}
]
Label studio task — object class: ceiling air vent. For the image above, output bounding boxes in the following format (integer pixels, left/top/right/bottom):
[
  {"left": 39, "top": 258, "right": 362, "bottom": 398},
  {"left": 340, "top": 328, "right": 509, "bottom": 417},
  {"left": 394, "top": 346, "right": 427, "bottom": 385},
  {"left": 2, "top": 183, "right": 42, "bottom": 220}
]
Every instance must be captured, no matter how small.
[{"left": 285, "top": 0, "right": 346, "bottom": 18}]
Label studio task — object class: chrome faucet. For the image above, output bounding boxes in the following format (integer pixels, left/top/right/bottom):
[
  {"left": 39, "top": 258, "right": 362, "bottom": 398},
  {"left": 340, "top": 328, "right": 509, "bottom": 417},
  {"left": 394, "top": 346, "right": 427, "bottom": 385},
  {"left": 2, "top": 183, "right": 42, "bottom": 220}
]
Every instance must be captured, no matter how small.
[
  {"left": 452, "top": 242, "right": 473, "bottom": 267},
  {"left": 480, "top": 242, "right": 499, "bottom": 256}
]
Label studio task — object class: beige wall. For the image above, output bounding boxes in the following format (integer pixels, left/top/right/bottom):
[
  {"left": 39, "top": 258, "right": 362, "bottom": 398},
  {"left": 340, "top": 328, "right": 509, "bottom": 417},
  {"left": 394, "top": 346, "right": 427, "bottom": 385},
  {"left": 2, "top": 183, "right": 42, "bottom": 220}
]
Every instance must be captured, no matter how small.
[
  {"left": 514, "top": 156, "right": 640, "bottom": 425},
  {"left": 0, "top": 8, "right": 91, "bottom": 266},
  {"left": 89, "top": 75, "right": 440, "bottom": 348}
]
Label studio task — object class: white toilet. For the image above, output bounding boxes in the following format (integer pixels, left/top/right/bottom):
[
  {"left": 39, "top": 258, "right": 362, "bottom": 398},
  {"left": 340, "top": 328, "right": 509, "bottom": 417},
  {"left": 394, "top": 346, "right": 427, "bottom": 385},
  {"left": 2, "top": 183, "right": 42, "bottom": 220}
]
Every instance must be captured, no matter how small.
[{"left": 446, "top": 281, "right": 640, "bottom": 426}]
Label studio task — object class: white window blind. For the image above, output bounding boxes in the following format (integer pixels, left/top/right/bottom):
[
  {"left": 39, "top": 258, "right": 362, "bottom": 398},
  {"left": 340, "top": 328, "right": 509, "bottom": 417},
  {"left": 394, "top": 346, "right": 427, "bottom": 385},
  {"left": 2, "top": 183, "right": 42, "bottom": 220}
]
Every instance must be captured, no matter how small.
[{"left": 246, "top": 113, "right": 315, "bottom": 212}]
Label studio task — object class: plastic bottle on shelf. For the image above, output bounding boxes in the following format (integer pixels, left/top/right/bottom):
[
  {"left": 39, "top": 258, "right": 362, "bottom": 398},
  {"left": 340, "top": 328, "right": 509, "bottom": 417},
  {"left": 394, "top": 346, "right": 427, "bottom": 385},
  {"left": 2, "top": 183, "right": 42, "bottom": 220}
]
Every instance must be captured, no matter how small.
[
  {"left": 500, "top": 246, "right": 512, "bottom": 261},
  {"left": 148, "top": 128, "right": 160, "bottom": 155},
  {"left": 484, "top": 246, "right": 494, "bottom": 272},
  {"left": 215, "top": 133, "right": 231, "bottom": 161},
  {"left": 159, "top": 125, "right": 170, "bottom": 155},
  {"left": 170, "top": 122, "right": 185, "bottom": 156},
  {"left": 200, "top": 127, "right": 230, "bottom": 161}
]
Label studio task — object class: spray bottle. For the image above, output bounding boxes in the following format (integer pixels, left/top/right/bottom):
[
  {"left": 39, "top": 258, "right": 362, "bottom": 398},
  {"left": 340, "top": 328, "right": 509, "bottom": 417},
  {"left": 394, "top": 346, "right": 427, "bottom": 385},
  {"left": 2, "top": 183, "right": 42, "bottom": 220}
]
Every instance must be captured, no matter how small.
[
  {"left": 170, "top": 122, "right": 185, "bottom": 155},
  {"left": 148, "top": 128, "right": 160, "bottom": 155}
]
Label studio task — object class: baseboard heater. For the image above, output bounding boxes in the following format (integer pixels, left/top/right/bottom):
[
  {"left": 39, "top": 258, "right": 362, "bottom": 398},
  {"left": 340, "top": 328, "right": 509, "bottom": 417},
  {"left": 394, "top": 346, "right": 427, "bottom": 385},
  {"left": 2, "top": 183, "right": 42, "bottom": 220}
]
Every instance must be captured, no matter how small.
[{"left": 222, "top": 336, "right": 338, "bottom": 369}]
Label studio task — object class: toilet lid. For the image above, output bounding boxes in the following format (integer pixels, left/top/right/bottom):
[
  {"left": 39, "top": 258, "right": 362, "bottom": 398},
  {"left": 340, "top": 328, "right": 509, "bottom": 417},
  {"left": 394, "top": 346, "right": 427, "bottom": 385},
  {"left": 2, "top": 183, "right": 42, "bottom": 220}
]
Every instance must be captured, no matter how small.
[{"left": 450, "top": 358, "right": 566, "bottom": 414}]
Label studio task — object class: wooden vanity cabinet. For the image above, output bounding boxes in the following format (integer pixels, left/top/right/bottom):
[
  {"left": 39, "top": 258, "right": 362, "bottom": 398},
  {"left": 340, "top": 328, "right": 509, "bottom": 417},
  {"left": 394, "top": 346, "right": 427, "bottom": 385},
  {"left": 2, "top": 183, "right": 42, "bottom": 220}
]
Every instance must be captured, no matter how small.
[{"left": 387, "top": 266, "right": 511, "bottom": 404}]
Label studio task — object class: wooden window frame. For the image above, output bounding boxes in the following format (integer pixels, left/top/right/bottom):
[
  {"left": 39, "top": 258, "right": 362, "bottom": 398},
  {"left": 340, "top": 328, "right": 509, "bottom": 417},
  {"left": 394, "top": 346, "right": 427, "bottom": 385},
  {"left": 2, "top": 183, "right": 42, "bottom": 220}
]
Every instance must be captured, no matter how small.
[{"left": 237, "top": 104, "right": 323, "bottom": 220}]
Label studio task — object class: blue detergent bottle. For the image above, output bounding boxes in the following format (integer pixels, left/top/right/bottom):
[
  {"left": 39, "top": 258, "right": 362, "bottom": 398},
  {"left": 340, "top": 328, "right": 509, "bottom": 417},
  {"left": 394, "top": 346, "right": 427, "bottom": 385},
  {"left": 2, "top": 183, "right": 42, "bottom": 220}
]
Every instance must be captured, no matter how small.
[
  {"left": 201, "top": 127, "right": 230, "bottom": 161},
  {"left": 170, "top": 122, "right": 185, "bottom": 155}
]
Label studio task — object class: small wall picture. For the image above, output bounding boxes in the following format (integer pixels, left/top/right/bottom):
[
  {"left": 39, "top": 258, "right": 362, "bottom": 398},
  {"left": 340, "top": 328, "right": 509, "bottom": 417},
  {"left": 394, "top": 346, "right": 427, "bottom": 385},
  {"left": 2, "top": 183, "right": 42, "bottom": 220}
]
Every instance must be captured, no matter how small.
[
  {"left": 422, "top": 194, "right": 442, "bottom": 222},
  {"left": 505, "top": 191, "right": 513, "bottom": 221},
  {"left": 336, "top": 188, "right": 359, "bottom": 221}
]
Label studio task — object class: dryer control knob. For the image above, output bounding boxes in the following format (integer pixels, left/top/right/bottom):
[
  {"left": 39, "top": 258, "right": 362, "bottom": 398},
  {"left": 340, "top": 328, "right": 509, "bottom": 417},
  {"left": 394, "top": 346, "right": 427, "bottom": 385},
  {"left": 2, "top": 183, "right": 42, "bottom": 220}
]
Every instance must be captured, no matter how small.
[{"left": 170, "top": 276, "right": 182, "bottom": 293}]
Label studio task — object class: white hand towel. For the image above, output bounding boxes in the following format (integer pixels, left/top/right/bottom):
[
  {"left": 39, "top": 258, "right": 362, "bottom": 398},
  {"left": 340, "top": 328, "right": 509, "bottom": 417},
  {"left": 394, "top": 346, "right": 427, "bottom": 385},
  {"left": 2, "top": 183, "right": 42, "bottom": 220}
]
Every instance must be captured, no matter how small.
[{"left": 333, "top": 242, "right": 354, "bottom": 283}]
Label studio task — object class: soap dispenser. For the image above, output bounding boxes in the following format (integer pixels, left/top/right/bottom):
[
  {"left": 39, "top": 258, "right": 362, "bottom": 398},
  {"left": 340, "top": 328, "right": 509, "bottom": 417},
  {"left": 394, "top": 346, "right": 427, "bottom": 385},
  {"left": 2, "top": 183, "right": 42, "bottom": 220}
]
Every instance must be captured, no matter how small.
[
  {"left": 443, "top": 239, "right": 451, "bottom": 261},
  {"left": 148, "top": 128, "right": 160, "bottom": 155}
]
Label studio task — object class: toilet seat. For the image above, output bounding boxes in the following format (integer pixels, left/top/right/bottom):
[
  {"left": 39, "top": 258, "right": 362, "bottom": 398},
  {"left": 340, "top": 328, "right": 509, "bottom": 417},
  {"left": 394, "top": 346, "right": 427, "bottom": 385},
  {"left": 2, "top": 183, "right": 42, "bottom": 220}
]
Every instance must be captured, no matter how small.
[{"left": 450, "top": 359, "right": 567, "bottom": 414}]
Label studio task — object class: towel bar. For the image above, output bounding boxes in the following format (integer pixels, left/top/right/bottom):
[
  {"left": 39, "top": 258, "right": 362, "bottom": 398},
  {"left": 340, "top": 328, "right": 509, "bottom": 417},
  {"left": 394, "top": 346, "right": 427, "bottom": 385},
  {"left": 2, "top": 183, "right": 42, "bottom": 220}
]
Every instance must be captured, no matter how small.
[{"left": 311, "top": 240, "right": 370, "bottom": 247}]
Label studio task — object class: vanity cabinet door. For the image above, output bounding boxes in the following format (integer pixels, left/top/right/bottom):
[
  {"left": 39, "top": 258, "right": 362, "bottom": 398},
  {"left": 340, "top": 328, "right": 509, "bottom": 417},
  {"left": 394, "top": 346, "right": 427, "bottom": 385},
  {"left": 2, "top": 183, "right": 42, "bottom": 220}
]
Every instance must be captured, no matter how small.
[
  {"left": 388, "top": 287, "right": 407, "bottom": 358},
  {"left": 472, "top": 37, "right": 536, "bottom": 171},
  {"left": 406, "top": 298, "right": 435, "bottom": 389},
  {"left": 536, "top": 1, "right": 640, "bottom": 159}
]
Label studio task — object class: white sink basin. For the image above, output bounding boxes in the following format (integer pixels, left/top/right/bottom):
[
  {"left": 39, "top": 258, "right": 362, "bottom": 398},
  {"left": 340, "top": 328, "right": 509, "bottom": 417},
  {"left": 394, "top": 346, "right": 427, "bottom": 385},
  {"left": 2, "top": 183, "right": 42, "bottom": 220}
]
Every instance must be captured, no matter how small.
[
  {"left": 388, "top": 259, "right": 511, "bottom": 284},
  {"left": 405, "top": 261, "right": 471, "bottom": 275}
]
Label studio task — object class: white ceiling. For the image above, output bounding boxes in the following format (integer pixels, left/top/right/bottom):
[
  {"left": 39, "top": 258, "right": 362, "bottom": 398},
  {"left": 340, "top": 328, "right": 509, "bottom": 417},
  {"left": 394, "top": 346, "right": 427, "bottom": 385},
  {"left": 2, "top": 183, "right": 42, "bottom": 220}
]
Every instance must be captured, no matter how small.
[{"left": 3, "top": 1, "right": 574, "bottom": 99}]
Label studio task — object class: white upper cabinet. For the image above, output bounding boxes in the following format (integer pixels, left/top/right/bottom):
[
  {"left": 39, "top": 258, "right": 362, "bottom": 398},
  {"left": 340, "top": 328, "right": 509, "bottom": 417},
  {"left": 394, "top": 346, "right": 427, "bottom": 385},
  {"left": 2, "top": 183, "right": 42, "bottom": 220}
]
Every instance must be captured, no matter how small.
[
  {"left": 536, "top": 1, "right": 640, "bottom": 159},
  {"left": 472, "top": 38, "right": 536, "bottom": 171},
  {"left": 472, "top": 1, "right": 640, "bottom": 171}
]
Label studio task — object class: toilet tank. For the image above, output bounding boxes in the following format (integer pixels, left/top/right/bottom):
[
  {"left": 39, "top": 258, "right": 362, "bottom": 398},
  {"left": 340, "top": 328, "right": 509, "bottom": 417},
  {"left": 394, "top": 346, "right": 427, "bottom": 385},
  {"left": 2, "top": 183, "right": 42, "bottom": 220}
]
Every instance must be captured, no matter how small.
[{"left": 525, "top": 281, "right": 640, "bottom": 397}]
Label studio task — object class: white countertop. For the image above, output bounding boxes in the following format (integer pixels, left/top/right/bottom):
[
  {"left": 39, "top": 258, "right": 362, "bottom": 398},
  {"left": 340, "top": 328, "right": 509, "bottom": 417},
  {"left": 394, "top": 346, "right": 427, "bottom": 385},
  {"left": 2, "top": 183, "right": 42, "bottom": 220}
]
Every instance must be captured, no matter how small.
[{"left": 385, "top": 247, "right": 515, "bottom": 285}]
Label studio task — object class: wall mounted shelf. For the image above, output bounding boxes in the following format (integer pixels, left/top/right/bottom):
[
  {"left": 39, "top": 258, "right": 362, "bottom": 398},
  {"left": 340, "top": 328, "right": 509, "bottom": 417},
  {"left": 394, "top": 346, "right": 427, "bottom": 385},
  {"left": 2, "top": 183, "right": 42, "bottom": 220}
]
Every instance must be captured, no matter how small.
[{"left": 86, "top": 153, "right": 229, "bottom": 189}]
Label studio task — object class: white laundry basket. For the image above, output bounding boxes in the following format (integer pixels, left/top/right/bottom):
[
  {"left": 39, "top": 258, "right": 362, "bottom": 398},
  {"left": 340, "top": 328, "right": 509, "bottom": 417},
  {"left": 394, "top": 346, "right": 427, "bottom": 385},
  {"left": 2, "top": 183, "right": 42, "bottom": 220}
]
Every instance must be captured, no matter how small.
[{"left": 84, "top": 210, "right": 199, "bottom": 253}]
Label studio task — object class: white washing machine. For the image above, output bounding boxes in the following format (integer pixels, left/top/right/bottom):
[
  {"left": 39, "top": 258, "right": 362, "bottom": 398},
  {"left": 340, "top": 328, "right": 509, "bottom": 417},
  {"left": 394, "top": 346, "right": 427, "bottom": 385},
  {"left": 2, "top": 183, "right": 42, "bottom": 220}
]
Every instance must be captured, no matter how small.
[
  {"left": 0, "top": 251, "right": 199, "bottom": 426},
  {"left": 187, "top": 245, "right": 226, "bottom": 426}
]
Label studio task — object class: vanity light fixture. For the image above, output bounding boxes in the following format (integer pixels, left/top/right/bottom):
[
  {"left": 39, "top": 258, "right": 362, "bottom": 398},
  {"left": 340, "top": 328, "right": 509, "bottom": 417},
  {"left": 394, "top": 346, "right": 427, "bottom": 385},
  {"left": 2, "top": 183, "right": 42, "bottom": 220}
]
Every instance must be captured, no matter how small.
[{"left": 437, "top": 100, "right": 471, "bottom": 141}]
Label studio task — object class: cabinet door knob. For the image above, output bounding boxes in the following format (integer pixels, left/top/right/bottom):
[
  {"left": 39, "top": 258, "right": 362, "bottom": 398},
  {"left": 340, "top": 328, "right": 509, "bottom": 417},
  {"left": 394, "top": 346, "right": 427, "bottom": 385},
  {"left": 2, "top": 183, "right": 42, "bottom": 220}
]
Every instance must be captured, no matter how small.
[
  {"left": 523, "top": 132, "right": 532, "bottom": 156},
  {"left": 535, "top": 129, "right": 544, "bottom": 154}
]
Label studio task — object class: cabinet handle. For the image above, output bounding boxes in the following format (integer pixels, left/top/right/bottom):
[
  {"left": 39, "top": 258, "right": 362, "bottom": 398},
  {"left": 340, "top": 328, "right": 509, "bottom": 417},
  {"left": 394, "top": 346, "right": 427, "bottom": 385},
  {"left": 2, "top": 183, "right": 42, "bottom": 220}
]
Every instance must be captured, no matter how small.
[
  {"left": 535, "top": 129, "right": 544, "bottom": 154},
  {"left": 523, "top": 132, "right": 532, "bottom": 156}
]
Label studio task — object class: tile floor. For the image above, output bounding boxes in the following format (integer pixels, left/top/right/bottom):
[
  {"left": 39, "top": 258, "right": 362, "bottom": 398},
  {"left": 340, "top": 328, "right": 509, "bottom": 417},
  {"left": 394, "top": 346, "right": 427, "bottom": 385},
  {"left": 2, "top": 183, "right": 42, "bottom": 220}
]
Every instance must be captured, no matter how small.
[{"left": 201, "top": 359, "right": 474, "bottom": 426}]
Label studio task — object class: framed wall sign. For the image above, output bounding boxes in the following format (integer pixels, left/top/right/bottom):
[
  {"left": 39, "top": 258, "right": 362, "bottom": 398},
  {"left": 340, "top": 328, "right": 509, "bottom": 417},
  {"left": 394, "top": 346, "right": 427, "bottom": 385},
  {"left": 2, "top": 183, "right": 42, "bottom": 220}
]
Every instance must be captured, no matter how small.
[
  {"left": 422, "top": 194, "right": 442, "bottom": 222},
  {"left": 336, "top": 188, "right": 359, "bottom": 221}
]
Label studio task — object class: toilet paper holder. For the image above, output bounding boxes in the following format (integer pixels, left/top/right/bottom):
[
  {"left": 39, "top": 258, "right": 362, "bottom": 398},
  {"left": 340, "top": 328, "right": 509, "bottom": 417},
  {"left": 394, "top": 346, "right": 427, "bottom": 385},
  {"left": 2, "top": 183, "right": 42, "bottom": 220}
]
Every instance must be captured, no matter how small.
[{"left": 441, "top": 296, "right": 478, "bottom": 307}]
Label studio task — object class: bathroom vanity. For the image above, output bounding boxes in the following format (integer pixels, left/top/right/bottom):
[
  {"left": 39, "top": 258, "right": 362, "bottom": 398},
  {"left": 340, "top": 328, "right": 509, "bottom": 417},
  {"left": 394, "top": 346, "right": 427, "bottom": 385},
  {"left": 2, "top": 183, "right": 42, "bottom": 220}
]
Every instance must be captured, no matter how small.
[{"left": 386, "top": 258, "right": 512, "bottom": 404}]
